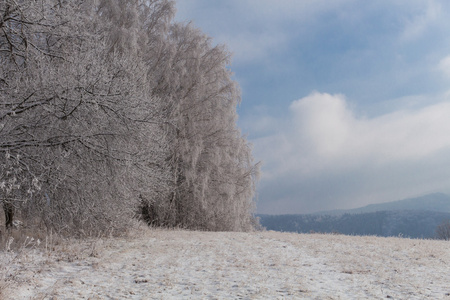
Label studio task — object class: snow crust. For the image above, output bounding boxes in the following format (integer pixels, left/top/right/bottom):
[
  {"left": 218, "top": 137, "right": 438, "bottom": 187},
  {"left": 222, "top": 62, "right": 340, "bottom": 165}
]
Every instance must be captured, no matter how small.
[{"left": 1, "top": 229, "right": 449, "bottom": 299}]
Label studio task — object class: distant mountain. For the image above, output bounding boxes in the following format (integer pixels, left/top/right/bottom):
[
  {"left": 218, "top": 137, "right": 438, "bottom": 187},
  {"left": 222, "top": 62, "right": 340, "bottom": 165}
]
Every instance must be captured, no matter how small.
[
  {"left": 314, "top": 193, "right": 450, "bottom": 215},
  {"left": 258, "top": 193, "right": 450, "bottom": 239}
]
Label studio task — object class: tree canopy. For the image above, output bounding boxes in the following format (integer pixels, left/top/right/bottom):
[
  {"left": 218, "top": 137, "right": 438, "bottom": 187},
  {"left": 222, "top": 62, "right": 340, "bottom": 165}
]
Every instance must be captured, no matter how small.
[{"left": 0, "top": 0, "right": 259, "bottom": 235}]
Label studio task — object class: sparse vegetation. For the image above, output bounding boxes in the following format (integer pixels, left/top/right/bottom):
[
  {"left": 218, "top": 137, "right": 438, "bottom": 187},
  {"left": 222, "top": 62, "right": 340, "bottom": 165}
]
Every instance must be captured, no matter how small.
[
  {"left": 1, "top": 230, "right": 449, "bottom": 299},
  {"left": 435, "top": 220, "right": 450, "bottom": 240}
]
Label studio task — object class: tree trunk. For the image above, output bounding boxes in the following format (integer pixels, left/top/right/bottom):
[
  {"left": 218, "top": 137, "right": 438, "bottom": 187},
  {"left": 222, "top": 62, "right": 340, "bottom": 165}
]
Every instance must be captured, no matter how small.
[{"left": 3, "top": 201, "right": 14, "bottom": 229}]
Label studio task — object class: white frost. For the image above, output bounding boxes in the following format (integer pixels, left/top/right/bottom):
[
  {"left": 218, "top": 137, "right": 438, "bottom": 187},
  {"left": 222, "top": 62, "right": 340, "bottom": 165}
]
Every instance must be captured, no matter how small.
[{"left": 1, "top": 229, "right": 449, "bottom": 299}]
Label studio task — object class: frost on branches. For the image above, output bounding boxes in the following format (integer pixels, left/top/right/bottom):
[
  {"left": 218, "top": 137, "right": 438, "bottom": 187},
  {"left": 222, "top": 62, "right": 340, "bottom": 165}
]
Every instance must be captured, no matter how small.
[{"left": 0, "top": 0, "right": 259, "bottom": 235}]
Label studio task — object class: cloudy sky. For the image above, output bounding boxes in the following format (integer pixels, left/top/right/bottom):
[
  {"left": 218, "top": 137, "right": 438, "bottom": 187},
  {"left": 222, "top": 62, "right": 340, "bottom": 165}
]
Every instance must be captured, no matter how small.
[{"left": 175, "top": 0, "right": 450, "bottom": 214}]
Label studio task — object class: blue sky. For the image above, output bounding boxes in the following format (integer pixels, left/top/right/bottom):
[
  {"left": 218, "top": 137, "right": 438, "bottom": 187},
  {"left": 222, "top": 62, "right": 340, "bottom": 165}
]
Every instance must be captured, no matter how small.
[{"left": 175, "top": 0, "right": 450, "bottom": 214}]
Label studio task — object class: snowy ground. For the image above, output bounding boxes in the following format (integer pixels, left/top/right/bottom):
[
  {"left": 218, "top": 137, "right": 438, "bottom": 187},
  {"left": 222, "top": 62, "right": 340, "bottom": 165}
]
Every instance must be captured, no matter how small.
[{"left": 1, "top": 228, "right": 449, "bottom": 299}]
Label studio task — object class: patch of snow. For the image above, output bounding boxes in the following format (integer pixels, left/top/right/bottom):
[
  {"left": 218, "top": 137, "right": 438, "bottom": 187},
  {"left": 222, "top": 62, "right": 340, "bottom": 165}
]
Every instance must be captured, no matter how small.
[{"left": 1, "top": 229, "right": 449, "bottom": 299}]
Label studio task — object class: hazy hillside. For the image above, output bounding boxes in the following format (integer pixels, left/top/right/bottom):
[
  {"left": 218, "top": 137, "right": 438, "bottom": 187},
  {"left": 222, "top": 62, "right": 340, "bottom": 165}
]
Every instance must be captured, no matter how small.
[
  {"left": 1, "top": 229, "right": 449, "bottom": 299},
  {"left": 259, "top": 193, "right": 450, "bottom": 238},
  {"left": 259, "top": 210, "right": 450, "bottom": 238},
  {"left": 315, "top": 193, "right": 450, "bottom": 215}
]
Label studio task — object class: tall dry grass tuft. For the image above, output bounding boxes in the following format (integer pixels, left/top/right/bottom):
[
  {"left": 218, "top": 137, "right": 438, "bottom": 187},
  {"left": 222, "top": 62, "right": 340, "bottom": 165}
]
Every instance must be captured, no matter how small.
[
  {"left": 0, "top": 226, "right": 47, "bottom": 300},
  {"left": 0, "top": 217, "right": 120, "bottom": 299}
]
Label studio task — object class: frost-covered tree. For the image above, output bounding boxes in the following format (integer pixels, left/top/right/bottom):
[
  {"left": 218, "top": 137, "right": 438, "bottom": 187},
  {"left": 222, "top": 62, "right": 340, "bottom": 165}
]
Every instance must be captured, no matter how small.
[
  {"left": 1, "top": 0, "right": 259, "bottom": 234},
  {"left": 141, "top": 23, "right": 260, "bottom": 231},
  {"left": 0, "top": 0, "right": 170, "bottom": 234},
  {"left": 0, "top": 0, "right": 77, "bottom": 231}
]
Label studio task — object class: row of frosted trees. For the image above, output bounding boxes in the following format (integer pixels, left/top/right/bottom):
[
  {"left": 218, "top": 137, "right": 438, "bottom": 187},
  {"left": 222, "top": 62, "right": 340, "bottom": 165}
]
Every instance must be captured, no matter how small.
[{"left": 0, "top": 0, "right": 259, "bottom": 235}]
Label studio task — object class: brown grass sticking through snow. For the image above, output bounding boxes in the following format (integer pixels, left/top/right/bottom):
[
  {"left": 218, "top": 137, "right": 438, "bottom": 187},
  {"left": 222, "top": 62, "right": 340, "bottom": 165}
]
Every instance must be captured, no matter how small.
[{"left": 0, "top": 228, "right": 449, "bottom": 299}]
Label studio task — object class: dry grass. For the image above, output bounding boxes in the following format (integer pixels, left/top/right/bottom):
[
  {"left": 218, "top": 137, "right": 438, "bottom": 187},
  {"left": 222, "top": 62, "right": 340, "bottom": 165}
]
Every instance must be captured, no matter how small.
[
  {"left": 1, "top": 227, "right": 449, "bottom": 299},
  {"left": 0, "top": 218, "right": 120, "bottom": 300},
  {"left": 0, "top": 225, "right": 54, "bottom": 300}
]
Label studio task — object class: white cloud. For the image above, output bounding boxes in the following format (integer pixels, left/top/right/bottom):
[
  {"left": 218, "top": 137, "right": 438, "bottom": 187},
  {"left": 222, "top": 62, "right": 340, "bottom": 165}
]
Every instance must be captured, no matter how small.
[
  {"left": 253, "top": 92, "right": 450, "bottom": 213},
  {"left": 438, "top": 55, "right": 450, "bottom": 77},
  {"left": 400, "top": 0, "right": 442, "bottom": 42},
  {"left": 262, "top": 92, "right": 450, "bottom": 172},
  {"left": 290, "top": 92, "right": 352, "bottom": 158}
]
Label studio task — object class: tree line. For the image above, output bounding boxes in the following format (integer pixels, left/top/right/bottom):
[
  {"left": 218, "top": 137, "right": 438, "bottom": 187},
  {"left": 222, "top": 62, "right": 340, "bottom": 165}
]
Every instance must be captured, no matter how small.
[
  {"left": 258, "top": 211, "right": 450, "bottom": 239},
  {"left": 0, "top": 0, "right": 259, "bottom": 235}
]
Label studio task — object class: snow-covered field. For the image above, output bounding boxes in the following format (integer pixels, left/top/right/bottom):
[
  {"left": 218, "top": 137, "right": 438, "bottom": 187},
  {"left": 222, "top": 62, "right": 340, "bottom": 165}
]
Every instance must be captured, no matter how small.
[{"left": 1, "top": 228, "right": 449, "bottom": 299}]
